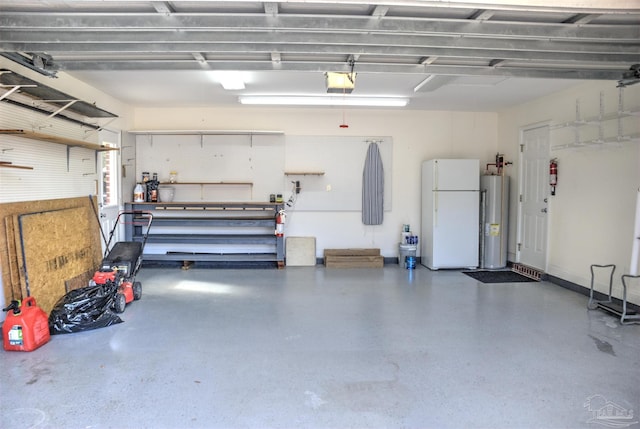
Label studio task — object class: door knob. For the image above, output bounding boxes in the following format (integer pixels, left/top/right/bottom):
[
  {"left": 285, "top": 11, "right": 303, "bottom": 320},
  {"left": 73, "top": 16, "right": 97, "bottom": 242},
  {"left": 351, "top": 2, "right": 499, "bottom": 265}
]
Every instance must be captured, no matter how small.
[{"left": 541, "top": 208, "right": 548, "bottom": 213}]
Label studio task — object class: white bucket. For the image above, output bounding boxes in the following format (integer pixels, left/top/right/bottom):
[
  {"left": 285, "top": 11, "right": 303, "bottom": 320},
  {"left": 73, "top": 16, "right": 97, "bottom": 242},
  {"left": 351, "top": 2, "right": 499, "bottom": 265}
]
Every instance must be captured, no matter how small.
[
  {"left": 399, "top": 243, "right": 417, "bottom": 261},
  {"left": 158, "top": 187, "right": 175, "bottom": 202}
]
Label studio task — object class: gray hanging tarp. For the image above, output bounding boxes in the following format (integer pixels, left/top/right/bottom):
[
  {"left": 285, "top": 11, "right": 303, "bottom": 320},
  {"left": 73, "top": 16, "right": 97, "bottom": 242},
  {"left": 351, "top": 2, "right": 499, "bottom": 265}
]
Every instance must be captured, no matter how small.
[{"left": 362, "top": 141, "right": 384, "bottom": 225}]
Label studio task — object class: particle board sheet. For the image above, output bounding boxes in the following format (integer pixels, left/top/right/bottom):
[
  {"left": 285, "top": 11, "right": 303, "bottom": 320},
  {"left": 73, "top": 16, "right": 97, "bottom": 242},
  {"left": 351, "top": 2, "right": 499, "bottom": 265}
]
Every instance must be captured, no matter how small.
[
  {"left": 18, "top": 207, "right": 98, "bottom": 314},
  {"left": 0, "top": 196, "right": 102, "bottom": 309},
  {"left": 285, "top": 236, "right": 316, "bottom": 266}
]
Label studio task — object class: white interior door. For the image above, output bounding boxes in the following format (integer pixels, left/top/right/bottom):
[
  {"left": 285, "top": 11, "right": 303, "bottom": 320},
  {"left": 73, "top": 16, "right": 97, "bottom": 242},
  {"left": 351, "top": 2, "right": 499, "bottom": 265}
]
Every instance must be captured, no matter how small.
[
  {"left": 98, "top": 129, "right": 121, "bottom": 254},
  {"left": 517, "top": 125, "right": 549, "bottom": 271}
]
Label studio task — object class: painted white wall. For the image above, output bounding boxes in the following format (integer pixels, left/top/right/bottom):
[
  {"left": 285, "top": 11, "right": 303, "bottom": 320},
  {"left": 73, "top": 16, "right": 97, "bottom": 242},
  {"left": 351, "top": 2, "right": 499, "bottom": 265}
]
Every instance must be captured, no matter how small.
[
  {"left": 133, "top": 107, "right": 499, "bottom": 257},
  {"left": 498, "top": 81, "right": 640, "bottom": 303}
]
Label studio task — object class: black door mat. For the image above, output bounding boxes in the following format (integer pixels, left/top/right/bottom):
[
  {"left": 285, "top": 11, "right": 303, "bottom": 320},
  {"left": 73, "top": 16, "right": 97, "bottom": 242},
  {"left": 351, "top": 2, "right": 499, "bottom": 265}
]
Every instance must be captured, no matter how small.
[{"left": 463, "top": 270, "right": 539, "bottom": 283}]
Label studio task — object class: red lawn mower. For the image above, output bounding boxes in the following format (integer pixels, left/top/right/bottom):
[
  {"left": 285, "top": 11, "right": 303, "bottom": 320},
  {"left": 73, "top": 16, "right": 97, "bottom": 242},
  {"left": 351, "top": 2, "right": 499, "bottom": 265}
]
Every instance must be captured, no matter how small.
[{"left": 90, "top": 211, "right": 153, "bottom": 313}]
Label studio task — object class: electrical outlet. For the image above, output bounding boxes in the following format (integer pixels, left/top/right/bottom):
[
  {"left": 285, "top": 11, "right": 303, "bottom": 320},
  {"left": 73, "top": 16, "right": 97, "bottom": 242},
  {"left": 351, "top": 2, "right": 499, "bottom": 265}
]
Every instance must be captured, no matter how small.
[{"left": 326, "top": 184, "right": 332, "bottom": 192}]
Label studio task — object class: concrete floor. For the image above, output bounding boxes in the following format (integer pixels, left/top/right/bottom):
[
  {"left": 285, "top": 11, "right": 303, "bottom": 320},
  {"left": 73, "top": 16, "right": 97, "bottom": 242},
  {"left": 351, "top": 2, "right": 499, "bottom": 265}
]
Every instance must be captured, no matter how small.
[{"left": 1, "top": 266, "right": 639, "bottom": 429}]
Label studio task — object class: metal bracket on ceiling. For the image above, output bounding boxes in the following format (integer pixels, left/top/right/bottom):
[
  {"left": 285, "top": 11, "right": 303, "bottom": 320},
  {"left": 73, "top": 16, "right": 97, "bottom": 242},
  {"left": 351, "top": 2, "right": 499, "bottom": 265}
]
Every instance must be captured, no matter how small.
[
  {"left": 0, "top": 84, "right": 36, "bottom": 102},
  {"left": 47, "top": 100, "right": 79, "bottom": 119},
  {"left": 34, "top": 99, "right": 78, "bottom": 129}
]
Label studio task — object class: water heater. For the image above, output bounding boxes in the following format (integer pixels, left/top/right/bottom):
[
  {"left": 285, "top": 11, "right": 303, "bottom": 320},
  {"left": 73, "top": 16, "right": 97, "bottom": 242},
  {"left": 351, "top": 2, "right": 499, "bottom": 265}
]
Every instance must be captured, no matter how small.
[{"left": 481, "top": 175, "right": 509, "bottom": 269}]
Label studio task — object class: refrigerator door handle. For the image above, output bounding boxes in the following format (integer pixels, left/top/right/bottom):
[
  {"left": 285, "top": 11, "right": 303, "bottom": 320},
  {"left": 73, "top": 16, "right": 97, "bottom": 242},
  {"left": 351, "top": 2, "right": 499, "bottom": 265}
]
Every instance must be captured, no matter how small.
[
  {"left": 434, "top": 192, "right": 438, "bottom": 227},
  {"left": 434, "top": 160, "right": 438, "bottom": 191}
]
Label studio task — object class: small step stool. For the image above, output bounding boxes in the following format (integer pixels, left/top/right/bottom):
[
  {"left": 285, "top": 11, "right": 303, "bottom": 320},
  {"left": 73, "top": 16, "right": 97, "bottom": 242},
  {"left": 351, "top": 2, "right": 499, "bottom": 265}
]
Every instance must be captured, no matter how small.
[{"left": 588, "top": 264, "right": 640, "bottom": 325}]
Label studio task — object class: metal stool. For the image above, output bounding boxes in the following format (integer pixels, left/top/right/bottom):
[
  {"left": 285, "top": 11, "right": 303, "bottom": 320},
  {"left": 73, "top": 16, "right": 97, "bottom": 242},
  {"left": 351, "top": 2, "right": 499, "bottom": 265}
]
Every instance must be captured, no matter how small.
[
  {"left": 620, "top": 275, "right": 640, "bottom": 325},
  {"left": 588, "top": 264, "right": 640, "bottom": 325}
]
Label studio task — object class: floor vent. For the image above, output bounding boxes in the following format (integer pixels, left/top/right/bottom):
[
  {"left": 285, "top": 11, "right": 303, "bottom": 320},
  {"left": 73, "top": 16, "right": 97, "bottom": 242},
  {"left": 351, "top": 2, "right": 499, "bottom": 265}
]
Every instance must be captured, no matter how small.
[{"left": 512, "top": 263, "right": 543, "bottom": 281}]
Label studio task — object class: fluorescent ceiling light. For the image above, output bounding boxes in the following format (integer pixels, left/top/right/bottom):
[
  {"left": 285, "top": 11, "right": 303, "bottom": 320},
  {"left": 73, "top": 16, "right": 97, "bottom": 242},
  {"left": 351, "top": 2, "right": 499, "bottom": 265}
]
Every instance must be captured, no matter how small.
[
  {"left": 238, "top": 96, "right": 408, "bottom": 107},
  {"left": 209, "top": 71, "right": 245, "bottom": 90}
]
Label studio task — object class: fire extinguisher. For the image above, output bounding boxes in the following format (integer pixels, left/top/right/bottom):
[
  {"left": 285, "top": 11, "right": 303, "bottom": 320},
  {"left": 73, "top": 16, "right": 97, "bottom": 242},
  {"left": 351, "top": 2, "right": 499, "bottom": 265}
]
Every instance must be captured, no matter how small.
[
  {"left": 275, "top": 209, "right": 286, "bottom": 237},
  {"left": 550, "top": 158, "right": 558, "bottom": 196}
]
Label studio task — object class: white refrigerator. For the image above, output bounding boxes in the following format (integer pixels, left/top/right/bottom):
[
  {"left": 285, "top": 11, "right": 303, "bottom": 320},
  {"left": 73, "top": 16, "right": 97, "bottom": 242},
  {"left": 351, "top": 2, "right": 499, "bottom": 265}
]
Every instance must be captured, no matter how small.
[{"left": 421, "top": 159, "right": 480, "bottom": 270}]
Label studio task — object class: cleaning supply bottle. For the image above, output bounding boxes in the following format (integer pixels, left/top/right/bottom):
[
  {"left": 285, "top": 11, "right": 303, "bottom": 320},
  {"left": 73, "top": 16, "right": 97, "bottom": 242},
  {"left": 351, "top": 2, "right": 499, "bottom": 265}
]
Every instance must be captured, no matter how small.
[{"left": 133, "top": 183, "right": 145, "bottom": 202}]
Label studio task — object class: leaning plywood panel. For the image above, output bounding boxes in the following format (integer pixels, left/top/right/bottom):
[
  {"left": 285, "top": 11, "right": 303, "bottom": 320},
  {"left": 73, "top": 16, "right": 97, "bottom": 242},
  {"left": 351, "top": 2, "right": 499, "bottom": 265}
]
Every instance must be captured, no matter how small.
[
  {"left": 18, "top": 207, "right": 98, "bottom": 314},
  {"left": 0, "top": 197, "right": 102, "bottom": 308}
]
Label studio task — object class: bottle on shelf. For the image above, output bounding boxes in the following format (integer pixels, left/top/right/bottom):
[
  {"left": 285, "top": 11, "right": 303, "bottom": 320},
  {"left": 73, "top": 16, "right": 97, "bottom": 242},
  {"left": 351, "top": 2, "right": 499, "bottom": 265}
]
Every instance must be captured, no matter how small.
[
  {"left": 141, "top": 172, "right": 150, "bottom": 202},
  {"left": 148, "top": 172, "right": 159, "bottom": 202},
  {"left": 133, "top": 183, "right": 145, "bottom": 202}
]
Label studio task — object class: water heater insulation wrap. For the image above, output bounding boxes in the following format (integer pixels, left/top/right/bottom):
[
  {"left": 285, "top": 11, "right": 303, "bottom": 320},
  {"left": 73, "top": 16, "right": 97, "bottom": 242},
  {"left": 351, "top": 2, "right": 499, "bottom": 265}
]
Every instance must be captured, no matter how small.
[{"left": 481, "top": 175, "right": 509, "bottom": 269}]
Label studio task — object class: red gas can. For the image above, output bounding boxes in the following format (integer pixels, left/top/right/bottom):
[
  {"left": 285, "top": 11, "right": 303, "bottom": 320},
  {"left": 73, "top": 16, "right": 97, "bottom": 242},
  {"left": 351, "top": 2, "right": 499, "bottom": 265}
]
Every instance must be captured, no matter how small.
[{"left": 3, "top": 297, "right": 50, "bottom": 352}]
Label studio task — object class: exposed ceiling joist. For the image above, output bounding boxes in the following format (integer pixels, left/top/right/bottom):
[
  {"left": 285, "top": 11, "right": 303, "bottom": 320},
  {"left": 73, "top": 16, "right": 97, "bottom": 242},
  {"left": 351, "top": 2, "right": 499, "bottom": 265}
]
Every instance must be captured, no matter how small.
[
  {"left": 41, "top": 59, "right": 625, "bottom": 81},
  {"left": 5, "top": 31, "right": 636, "bottom": 56},
  {"left": 11, "top": 42, "right": 635, "bottom": 65},
  {"left": 1, "top": 13, "right": 637, "bottom": 42}
]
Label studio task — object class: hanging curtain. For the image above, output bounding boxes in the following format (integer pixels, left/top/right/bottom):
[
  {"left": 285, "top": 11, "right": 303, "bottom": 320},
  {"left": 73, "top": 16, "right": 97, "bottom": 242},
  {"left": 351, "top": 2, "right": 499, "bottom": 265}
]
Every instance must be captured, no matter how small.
[{"left": 362, "top": 141, "right": 384, "bottom": 225}]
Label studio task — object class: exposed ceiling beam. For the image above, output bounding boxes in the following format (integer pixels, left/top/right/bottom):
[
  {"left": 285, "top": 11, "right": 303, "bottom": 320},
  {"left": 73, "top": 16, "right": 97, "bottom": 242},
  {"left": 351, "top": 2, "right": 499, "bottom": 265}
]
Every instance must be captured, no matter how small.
[
  {"left": 11, "top": 42, "right": 636, "bottom": 65},
  {"left": 46, "top": 59, "right": 625, "bottom": 80},
  {"left": 4, "top": 30, "right": 637, "bottom": 56},
  {"left": 1, "top": 13, "right": 637, "bottom": 41},
  {"left": 4, "top": 0, "right": 635, "bottom": 15}
]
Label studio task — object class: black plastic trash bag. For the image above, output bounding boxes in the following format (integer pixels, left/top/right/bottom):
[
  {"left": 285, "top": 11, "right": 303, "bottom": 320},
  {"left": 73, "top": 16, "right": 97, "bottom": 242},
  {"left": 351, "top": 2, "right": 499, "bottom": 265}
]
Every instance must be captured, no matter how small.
[{"left": 49, "top": 283, "right": 123, "bottom": 334}]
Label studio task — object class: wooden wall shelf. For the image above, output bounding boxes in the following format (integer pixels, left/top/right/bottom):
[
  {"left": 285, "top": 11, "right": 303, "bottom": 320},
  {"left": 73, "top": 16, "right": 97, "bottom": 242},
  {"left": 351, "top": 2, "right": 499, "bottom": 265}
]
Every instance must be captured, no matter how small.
[
  {"left": 284, "top": 171, "right": 325, "bottom": 176},
  {"left": 0, "top": 129, "right": 118, "bottom": 152},
  {"left": 129, "top": 130, "right": 284, "bottom": 136},
  {"left": 159, "top": 182, "right": 253, "bottom": 186},
  {"left": 0, "top": 161, "right": 33, "bottom": 170}
]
